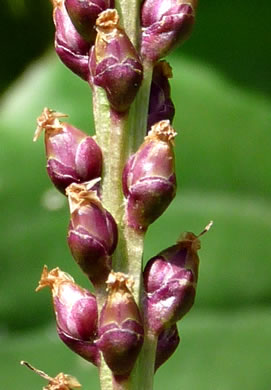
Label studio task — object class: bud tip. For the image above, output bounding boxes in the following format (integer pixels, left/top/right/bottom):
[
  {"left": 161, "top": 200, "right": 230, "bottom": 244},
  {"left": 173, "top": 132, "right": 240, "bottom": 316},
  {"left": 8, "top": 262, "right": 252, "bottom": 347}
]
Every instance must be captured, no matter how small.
[
  {"left": 146, "top": 120, "right": 177, "bottom": 144},
  {"left": 33, "top": 107, "right": 67, "bottom": 142}
]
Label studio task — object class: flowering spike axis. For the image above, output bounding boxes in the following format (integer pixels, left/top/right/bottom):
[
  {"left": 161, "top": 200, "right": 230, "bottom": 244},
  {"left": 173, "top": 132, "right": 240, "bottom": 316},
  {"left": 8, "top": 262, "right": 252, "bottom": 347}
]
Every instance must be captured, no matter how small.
[{"left": 28, "top": 1, "right": 212, "bottom": 390}]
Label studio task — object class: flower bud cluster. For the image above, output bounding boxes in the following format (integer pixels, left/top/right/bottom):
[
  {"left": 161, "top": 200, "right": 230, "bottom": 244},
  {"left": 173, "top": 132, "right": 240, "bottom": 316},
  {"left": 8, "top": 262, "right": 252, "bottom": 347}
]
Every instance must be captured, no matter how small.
[
  {"left": 37, "top": 267, "right": 144, "bottom": 376},
  {"left": 34, "top": 0, "right": 204, "bottom": 382},
  {"left": 49, "top": 0, "right": 196, "bottom": 111}
]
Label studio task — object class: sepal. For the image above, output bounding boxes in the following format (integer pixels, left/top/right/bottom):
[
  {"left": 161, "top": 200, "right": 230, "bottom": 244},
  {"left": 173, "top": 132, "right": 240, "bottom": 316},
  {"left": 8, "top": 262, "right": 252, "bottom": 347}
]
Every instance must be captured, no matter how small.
[
  {"left": 143, "top": 222, "right": 212, "bottom": 334},
  {"left": 97, "top": 272, "right": 144, "bottom": 376},
  {"left": 66, "top": 181, "right": 118, "bottom": 285},
  {"left": 52, "top": 0, "right": 91, "bottom": 80},
  {"left": 141, "top": 0, "right": 197, "bottom": 63},
  {"left": 122, "top": 120, "right": 177, "bottom": 231},
  {"left": 90, "top": 9, "right": 143, "bottom": 112},
  {"left": 36, "top": 266, "right": 99, "bottom": 365},
  {"left": 34, "top": 108, "right": 102, "bottom": 194}
]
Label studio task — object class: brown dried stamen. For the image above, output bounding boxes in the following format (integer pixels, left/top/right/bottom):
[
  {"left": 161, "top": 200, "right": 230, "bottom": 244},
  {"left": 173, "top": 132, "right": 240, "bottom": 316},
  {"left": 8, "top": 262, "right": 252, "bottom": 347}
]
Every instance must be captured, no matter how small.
[
  {"left": 146, "top": 120, "right": 177, "bottom": 144},
  {"left": 66, "top": 179, "right": 101, "bottom": 213},
  {"left": 20, "top": 361, "right": 81, "bottom": 390},
  {"left": 33, "top": 107, "right": 67, "bottom": 142}
]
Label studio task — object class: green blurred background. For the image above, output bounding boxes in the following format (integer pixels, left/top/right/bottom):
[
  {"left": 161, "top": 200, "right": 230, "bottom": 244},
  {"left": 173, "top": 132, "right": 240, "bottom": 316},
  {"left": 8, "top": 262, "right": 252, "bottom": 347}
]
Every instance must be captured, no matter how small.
[{"left": 1, "top": 1, "right": 271, "bottom": 389}]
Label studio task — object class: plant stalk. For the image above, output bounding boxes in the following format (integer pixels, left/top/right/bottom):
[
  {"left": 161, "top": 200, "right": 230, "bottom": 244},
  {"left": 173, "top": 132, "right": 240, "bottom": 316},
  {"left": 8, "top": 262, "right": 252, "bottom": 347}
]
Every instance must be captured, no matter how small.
[{"left": 92, "top": 2, "right": 156, "bottom": 389}]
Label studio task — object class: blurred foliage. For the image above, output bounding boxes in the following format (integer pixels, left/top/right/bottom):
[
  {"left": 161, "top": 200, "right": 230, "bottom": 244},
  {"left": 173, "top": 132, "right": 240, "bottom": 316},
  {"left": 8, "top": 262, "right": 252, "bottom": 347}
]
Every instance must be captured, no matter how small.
[{"left": 0, "top": 49, "right": 271, "bottom": 388}]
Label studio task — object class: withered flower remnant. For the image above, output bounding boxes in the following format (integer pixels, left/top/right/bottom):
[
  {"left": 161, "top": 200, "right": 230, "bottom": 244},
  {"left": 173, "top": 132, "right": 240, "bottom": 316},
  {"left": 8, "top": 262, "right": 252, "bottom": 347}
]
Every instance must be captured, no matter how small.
[
  {"left": 122, "top": 120, "right": 177, "bottom": 231},
  {"left": 97, "top": 272, "right": 144, "bottom": 377},
  {"left": 36, "top": 266, "right": 100, "bottom": 366},
  {"left": 90, "top": 9, "right": 143, "bottom": 112},
  {"left": 20, "top": 361, "right": 81, "bottom": 390},
  {"left": 34, "top": 108, "right": 102, "bottom": 194},
  {"left": 66, "top": 181, "right": 118, "bottom": 285}
]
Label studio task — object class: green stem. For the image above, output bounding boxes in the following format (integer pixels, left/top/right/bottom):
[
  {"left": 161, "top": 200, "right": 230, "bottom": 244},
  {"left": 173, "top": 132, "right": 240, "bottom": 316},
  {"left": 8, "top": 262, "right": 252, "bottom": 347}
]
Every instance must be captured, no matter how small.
[
  {"left": 116, "top": 0, "right": 141, "bottom": 48},
  {"left": 137, "top": 333, "right": 157, "bottom": 390},
  {"left": 92, "top": 3, "right": 155, "bottom": 390}
]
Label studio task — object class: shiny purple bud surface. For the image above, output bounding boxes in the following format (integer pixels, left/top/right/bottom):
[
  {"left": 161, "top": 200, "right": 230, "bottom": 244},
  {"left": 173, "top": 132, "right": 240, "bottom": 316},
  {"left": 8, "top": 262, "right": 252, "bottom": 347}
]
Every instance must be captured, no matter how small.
[
  {"left": 36, "top": 266, "right": 99, "bottom": 365},
  {"left": 66, "top": 181, "right": 118, "bottom": 285},
  {"left": 52, "top": 0, "right": 91, "bottom": 80},
  {"left": 141, "top": 0, "right": 197, "bottom": 63},
  {"left": 97, "top": 272, "right": 144, "bottom": 376},
  {"left": 144, "top": 223, "right": 212, "bottom": 334},
  {"left": 58, "top": 327, "right": 100, "bottom": 366},
  {"left": 65, "top": 0, "right": 114, "bottom": 43},
  {"left": 155, "top": 324, "right": 180, "bottom": 371},
  {"left": 90, "top": 9, "right": 143, "bottom": 112},
  {"left": 147, "top": 61, "right": 175, "bottom": 131},
  {"left": 34, "top": 108, "right": 102, "bottom": 194},
  {"left": 122, "top": 120, "right": 177, "bottom": 231}
]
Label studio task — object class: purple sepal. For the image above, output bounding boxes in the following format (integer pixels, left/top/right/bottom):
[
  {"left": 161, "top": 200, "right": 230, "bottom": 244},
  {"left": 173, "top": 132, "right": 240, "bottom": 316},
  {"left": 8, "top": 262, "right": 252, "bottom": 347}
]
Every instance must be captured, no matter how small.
[
  {"left": 141, "top": 3, "right": 195, "bottom": 62},
  {"left": 55, "top": 43, "right": 90, "bottom": 81},
  {"left": 53, "top": 0, "right": 91, "bottom": 80},
  {"left": 34, "top": 108, "right": 102, "bottom": 194},
  {"left": 143, "top": 233, "right": 201, "bottom": 334},
  {"left": 90, "top": 9, "right": 143, "bottom": 112},
  {"left": 68, "top": 226, "right": 112, "bottom": 284},
  {"left": 65, "top": 0, "right": 114, "bottom": 43},
  {"left": 97, "top": 272, "right": 144, "bottom": 376},
  {"left": 147, "top": 61, "right": 175, "bottom": 131},
  {"left": 66, "top": 182, "right": 118, "bottom": 285},
  {"left": 126, "top": 176, "right": 176, "bottom": 231},
  {"left": 97, "top": 326, "right": 143, "bottom": 376},
  {"left": 155, "top": 324, "right": 180, "bottom": 371},
  {"left": 122, "top": 121, "right": 177, "bottom": 231},
  {"left": 58, "top": 327, "right": 100, "bottom": 366},
  {"left": 36, "top": 266, "right": 99, "bottom": 364},
  {"left": 145, "top": 275, "right": 196, "bottom": 334}
]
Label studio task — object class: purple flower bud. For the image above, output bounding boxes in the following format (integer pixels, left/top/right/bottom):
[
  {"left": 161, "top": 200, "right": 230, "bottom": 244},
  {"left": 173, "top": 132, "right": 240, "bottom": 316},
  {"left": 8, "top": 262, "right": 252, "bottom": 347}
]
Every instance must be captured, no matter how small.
[
  {"left": 97, "top": 272, "right": 144, "bottom": 377},
  {"left": 36, "top": 266, "right": 100, "bottom": 366},
  {"left": 34, "top": 108, "right": 102, "bottom": 195},
  {"left": 89, "top": 9, "right": 143, "bottom": 112},
  {"left": 141, "top": 0, "right": 197, "bottom": 63},
  {"left": 52, "top": 0, "right": 91, "bottom": 80},
  {"left": 144, "top": 222, "right": 213, "bottom": 335},
  {"left": 147, "top": 61, "right": 175, "bottom": 131},
  {"left": 66, "top": 181, "right": 118, "bottom": 285},
  {"left": 122, "top": 120, "right": 177, "bottom": 231},
  {"left": 64, "top": 0, "right": 114, "bottom": 43},
  {"left": 155, "top": 324, "right": 180, "bottom": 371}
]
